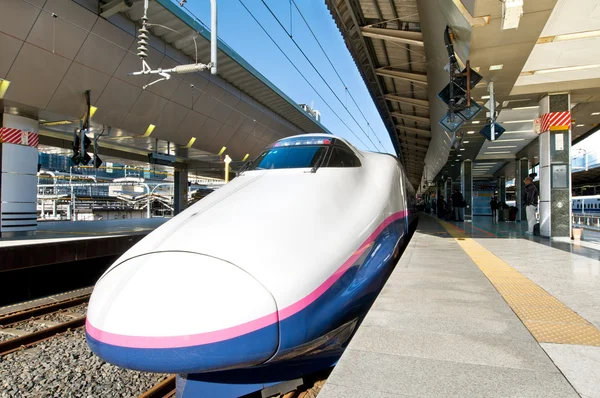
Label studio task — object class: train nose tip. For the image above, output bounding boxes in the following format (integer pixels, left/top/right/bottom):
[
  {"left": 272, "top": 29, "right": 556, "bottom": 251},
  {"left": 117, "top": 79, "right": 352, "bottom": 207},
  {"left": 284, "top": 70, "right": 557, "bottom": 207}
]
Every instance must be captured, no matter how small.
[{"left": 85, "top": 252, "right": 279, "bottom": 373}]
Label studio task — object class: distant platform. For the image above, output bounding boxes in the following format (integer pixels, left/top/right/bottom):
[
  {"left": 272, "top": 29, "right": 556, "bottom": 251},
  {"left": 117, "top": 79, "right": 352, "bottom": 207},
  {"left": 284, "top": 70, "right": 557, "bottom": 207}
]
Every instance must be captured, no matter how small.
[
  {"left": 319, "top": 214, "right": 600, "bottom": 398},
  {"left": 0, "top": 218, "right": 168, "bottom": 272}
]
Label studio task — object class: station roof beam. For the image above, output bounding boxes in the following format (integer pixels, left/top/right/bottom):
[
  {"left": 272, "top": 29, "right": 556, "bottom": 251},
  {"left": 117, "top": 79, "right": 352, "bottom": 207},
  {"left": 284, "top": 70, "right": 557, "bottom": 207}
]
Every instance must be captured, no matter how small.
[
  {"left": 395, "top": 126, "right": 431, "bottom": 137},
  {"left": 391, "top": 112, "right": 430, "bottom": 126},
  {"left": 376, "top": 69, "right": 428, "bottom": 86},
  {"left": 360, "top": 27, "right": 424, "bottom": 47},
  {"left": 385, "top": 95, "right": 429, "bottom": 110}
]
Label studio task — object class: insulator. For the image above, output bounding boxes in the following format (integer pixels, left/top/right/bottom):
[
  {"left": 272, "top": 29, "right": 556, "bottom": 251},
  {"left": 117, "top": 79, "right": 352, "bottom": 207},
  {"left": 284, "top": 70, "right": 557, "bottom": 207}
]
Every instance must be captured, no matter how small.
[
  {"left": 137, "top": 50, "right": 148, "bottom": 59},
  {"left": 174, "top": 64, "right": 207, "bottom": 74},
  {"left": 138, "top": 39, "right": 148, "bottom": 46}
]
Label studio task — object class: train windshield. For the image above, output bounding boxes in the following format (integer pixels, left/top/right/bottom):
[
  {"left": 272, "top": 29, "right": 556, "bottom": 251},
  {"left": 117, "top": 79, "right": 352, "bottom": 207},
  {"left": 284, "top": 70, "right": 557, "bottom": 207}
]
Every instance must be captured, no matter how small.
[{"left": 247, "top": 145, "right": 328, "bottom": 170}]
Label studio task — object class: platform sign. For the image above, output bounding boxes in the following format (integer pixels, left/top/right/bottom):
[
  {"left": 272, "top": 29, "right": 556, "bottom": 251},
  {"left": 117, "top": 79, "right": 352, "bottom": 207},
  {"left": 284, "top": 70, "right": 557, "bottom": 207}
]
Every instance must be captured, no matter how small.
[{"left": 534, "top": 118, "right": 542, "bottom": 134}]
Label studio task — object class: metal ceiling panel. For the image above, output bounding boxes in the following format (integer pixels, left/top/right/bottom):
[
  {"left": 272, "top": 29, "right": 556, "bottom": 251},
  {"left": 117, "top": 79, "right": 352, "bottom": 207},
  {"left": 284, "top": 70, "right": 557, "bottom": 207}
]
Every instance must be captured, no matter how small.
[
  {"left": 0, "top": 0, "right": 42, "bottom": 41},
  {"left": 121, "top": 90, "right": 168, "bottom": 135},
  {"left": 27, "top": 7, "right": 90, "bottom": 60},
  {"left": 176, "top": 110, "right": 208, "bottom": 140},
  {"left": 5, "top": 43, "right": 71, "bottom": 110},
  {"left": 153, "top": 100, "right": 189, "bottom": 140},
  {"left": 0, "top": 32, "right": 23, "bottom": 78},
  {"left": 94, "top": 78, "right": 143, "bottom": 128},
  {"left": 46, "top": 63, "right": 110, "bottom": 118}
]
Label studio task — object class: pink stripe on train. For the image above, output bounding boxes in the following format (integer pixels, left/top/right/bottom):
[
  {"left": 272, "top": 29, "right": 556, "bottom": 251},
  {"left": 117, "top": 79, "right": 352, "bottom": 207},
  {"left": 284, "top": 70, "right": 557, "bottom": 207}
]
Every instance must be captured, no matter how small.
[{"left": 86, "top": 210, "right": 409, "bottom": 349}]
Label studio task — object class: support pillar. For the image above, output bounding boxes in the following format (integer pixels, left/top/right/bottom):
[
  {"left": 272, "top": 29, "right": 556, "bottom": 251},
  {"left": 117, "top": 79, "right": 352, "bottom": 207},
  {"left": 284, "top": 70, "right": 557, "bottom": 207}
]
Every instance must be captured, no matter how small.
[
  {"left": 0, "top": 114, "right": 39, "bottom": 237},
  {"left": 539, "top": 93, "right": 571, "bottom": 238},
  {"left": 174, "top": 166, "right": 188, "bottom": 217},
  {"left": 515, "top": 158, "right": 529, "bottom": 222},
  {"left": 497, "top": 177, "right": 506, "bottom": 203},
  {"left": 461, "top": 160, "right": 472, "bottom": 222}
]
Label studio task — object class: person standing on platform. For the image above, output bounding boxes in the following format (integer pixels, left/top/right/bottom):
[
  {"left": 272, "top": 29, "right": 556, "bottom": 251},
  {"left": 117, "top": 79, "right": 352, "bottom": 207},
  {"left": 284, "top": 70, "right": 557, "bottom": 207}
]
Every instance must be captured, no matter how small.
[
  {"left": 490, "top": 193, "right": 499, "bottom": 223},
  {"left": 437, "top": 194, "right": 445, "bottom": 219},
  {"left": 451, "top": 189, "right": 464, "bottom": 222},
  {"left": 523, "top": 177, "right": 539, "bottom": 235}
]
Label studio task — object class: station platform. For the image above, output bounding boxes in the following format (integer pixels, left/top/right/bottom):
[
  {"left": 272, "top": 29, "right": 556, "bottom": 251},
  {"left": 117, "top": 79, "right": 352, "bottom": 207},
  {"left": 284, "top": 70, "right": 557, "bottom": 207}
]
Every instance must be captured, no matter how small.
[
  {"left": 319, "top": 214, "right": 600, "bottom": 398},
  {"left": 0, "top": 218, "right": 167, "bottom": 272}
]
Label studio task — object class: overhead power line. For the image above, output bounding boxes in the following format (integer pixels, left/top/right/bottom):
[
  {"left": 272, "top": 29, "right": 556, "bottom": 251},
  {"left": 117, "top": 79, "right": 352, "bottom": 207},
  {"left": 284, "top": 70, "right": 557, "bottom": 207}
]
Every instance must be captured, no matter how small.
[
  {"left": 290, "top": 0, "right": 385, "bottom": 151},
  {"left": 238, "top": 0, "right": 372, "bottom": 150},
  {"left": 258, "top": 0, "right": 383, "bottom": 152}
]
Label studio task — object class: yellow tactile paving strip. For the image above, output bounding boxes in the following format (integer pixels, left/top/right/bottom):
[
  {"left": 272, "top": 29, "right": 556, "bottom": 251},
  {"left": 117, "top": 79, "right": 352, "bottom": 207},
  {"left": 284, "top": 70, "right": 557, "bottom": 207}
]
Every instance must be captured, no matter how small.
[{"left": 437, "top": 219, "right": 600, "bottom": 346}]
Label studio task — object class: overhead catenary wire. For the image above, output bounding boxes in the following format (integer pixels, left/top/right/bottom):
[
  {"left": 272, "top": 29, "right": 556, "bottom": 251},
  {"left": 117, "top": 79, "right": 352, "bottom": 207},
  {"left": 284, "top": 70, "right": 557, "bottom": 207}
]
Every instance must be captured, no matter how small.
[
  {"left": 290, "top": 0, "right": 385, "bottom": 150},
  {"left": 257, "top": 0, "right": 383, "bottom": 152},
  {"left": 237, "top": 0, "right": 371, "bottom": 150}
]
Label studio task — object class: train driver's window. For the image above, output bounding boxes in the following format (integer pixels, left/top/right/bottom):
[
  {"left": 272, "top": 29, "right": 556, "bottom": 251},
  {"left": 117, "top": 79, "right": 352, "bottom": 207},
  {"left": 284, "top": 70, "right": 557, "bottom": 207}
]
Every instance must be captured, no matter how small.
[{"left": 327, "top": 146, "right": 361, "bottom": 167}]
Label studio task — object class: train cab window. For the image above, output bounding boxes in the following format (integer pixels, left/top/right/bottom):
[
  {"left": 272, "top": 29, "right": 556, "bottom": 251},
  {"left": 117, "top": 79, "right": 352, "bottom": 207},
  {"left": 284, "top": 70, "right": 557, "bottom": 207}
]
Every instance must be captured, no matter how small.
[
  {"left": 326, "top": 146, "right": 361, "bottom": 167},
  {"left": 247, "top": 137, "right": 332, "bottom": 170}
]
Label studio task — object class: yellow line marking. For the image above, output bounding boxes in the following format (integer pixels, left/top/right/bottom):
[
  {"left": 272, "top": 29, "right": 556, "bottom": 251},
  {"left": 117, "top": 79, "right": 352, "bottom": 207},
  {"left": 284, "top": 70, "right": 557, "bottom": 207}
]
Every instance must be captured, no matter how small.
[{"left": 437, "top": 218, "right": 600, "bottom": 346}]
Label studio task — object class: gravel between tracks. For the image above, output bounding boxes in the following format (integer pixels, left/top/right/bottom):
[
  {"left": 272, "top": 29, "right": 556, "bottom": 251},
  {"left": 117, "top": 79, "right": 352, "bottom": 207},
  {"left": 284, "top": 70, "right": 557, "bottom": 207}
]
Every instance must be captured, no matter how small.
[
  {"left": 0, "top": 304, "right": 90, "bottom": 343},
  {"left": 0, "top": 328, "right": 169, "bottom": 397}
]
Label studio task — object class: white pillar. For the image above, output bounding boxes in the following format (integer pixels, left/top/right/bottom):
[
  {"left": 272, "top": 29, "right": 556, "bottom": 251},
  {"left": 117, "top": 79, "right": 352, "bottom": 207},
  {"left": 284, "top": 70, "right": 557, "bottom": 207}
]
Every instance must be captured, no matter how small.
[{"left": 0, "top": 114, "right": 39, "bottom": 237}]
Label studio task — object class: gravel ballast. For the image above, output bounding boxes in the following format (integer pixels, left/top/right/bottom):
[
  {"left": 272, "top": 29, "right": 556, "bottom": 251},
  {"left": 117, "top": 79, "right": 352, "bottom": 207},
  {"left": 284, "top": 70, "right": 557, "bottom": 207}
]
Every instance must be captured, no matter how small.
[{"left": 0, "top": 328, "right": 169, "bottom": 397}]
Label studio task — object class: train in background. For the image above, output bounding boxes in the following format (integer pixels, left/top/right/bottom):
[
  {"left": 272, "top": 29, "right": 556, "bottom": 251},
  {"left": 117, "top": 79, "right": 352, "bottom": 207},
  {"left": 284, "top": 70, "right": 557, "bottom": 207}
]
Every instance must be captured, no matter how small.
[
  {"left": 573, "top": 195, "right": 600, "bottom": 214},
  {"left": 86, "top": 134, "right": 417, "bottom": 397}
]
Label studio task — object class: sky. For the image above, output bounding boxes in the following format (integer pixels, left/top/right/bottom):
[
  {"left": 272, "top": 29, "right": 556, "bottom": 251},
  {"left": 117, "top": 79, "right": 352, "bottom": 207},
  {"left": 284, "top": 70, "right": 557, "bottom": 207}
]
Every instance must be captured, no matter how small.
[{"left": 178, "top": 0, "right": 396, "bottom": 154}]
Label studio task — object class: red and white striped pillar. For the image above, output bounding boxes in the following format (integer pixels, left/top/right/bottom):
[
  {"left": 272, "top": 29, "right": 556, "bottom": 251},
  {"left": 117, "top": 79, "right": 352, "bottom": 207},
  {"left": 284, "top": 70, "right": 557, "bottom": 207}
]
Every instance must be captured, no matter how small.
[
  {"left": 537, "top": 93, "right": 571, "bottom": 238},
  {"left": 0, "top": 114, "right": 39, "bottom": 237}
]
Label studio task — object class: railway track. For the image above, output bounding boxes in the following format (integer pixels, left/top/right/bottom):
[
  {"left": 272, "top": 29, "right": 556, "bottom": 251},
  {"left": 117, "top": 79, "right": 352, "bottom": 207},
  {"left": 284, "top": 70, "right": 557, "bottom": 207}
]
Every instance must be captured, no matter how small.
[
  {"left": 0, "top": 295, "right": 89, "bottom": 356},
  {"left": 138, "top": 375, "right": 176, "bottom": 398}
]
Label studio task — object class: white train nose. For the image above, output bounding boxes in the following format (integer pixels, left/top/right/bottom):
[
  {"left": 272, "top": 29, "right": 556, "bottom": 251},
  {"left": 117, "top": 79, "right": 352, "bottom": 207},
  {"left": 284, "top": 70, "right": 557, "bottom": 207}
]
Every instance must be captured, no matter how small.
[{"left": 86, "top": 252, "right": 279, "bottom": 373}]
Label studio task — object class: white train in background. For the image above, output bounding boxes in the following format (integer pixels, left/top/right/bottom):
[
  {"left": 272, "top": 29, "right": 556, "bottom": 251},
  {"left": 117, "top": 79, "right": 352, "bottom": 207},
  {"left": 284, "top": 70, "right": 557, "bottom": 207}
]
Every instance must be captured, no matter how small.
[
  {"left": 573, "top": 195, "right": 600, "bottom": 214},
  {"left": 85, "top": 134, "right": 417, "bottom": 396}
]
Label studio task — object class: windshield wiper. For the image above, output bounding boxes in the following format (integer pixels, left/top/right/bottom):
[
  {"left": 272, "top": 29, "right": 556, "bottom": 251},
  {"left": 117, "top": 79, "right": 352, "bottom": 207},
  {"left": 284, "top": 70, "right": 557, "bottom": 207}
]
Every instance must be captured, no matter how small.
[
  {"left": 237, "top": 160, "right": 253, "bottom": 176},
  {"left": 310, "top": 148, "right": 328, "bottom": 173}
]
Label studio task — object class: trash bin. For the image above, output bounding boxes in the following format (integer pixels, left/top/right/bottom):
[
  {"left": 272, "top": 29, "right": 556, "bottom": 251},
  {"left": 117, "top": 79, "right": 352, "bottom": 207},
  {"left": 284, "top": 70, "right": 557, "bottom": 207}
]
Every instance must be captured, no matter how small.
[
  {"left": 499, "top": 208, "right": 509, "bottom": 222},
  {"left": 509, "top": 207, "right": 518, "bottom": 222}
]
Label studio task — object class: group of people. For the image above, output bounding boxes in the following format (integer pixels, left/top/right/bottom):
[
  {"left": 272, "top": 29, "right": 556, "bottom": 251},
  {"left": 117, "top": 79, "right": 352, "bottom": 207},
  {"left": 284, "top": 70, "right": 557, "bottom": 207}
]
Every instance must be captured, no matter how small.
[{"left": 437, "top": 189, "right": 465, "bottom": 222}]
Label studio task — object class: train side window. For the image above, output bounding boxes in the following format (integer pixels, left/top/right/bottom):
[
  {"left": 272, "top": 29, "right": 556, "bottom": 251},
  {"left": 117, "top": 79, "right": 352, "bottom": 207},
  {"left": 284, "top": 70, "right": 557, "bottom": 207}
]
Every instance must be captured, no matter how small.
[{"left": 327, "top": 146, "right": 361, "bottom": 167}]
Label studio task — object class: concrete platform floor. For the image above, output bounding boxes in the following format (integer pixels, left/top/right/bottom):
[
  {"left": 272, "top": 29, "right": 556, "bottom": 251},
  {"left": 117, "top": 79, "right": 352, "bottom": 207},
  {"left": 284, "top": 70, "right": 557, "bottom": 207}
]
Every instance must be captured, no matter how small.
[{"left": 319, "top": 214, "right": 600, "bottom": 398}]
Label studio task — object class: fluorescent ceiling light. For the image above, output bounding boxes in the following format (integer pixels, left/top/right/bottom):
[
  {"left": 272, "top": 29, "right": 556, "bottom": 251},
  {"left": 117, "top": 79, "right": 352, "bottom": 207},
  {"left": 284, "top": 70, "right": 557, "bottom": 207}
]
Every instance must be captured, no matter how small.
[
  {"left": 484, "top": 151, "right": 511, "bottom": 154},
  {"left": 481, "top": 95, "right": 490, "bottom": 100},
  {"left": 459, "top": 148, "right": 465, "bottom": 151},
  {"left": 511, "top": 106, "right": 538, "bottom": 111},
  {"left": 489, "top": 145, "right": 517, "bottom": 149},
  {"left": 592, "top": 112, "right": 600, "bottom": 116},
  {"left": 455, "top": 159, "right": 460, "bottom": 162},
  {"left": 0, "top": 79, "right": 11, "bottom": 99},
  {"left": 184, "top": 137, "right": 197, "bottom": 149},
  {"left": 504, "top": 119, "right": 534, "bottom": 124},
  {"left": 576, "top": 124, "right": 584, "bottom": 127},
  {"left": 467, "top": 131, "right": 475, "bottom": 134},
  {"left": 472, "top": 121, "right": 481, "bottom": 124},
  {"left": 489, "top": 64, "right": 504, "bottom": 71},
  {"left": 530, "top": 64, "right": 600, "bottom": 75},
  {"left": 218, "top": 146, "right": 227, "bottom": 155},
  {"left": 242, "top": 154, "right": 250, "bottom": 162},
  {"left": 540, "top": 30, "right": 600, "bottom": 43},
  {"left": 458, "top": 154, "right": 462, "bottom": 157},
  {"left": 502, "top": 0, "right": 523, "bottom": 30},
  {"left": 463, "top": 140, "right": 470, "bottom": 143},
  {"left": 142, "top": 124, "right": 155, "bottom": 137}
]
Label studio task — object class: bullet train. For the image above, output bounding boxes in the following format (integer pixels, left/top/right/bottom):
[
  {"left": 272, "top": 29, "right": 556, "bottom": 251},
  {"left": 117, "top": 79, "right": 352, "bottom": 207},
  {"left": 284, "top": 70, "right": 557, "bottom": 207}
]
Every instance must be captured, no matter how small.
[
  {"left": 573, "top": 195, "right": 600, "bottom": 214},
  {"left": 86, "top": 134, "right": 416, "bottom": 383}
]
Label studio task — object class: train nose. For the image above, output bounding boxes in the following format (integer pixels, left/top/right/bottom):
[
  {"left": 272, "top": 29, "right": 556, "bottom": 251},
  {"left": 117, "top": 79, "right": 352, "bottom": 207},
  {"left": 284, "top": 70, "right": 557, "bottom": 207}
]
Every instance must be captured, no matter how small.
[{"left": 85, "top": 252, "right": 279, "bottom": 373}]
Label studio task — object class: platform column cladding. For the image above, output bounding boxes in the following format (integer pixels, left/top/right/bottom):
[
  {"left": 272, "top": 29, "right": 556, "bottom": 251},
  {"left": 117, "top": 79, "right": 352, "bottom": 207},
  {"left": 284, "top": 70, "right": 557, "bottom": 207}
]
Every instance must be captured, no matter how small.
[
  {"left": 0, "top": 114, "right": 39, "bottom": 237},
  {"left": 460, "top": 160, "right": 472, "bottom": 222},
  {"left": 497, "top": 176, "right": 506, "bottom": 203},
  {"left": 515, "top": 158, "right": 529, "bottom": 222},
  {"left": 174, "top": 147, "right": 189, "bottom": 216},
  {"left": 538, "top": 93, "right": 572, "bottom": 238}
]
